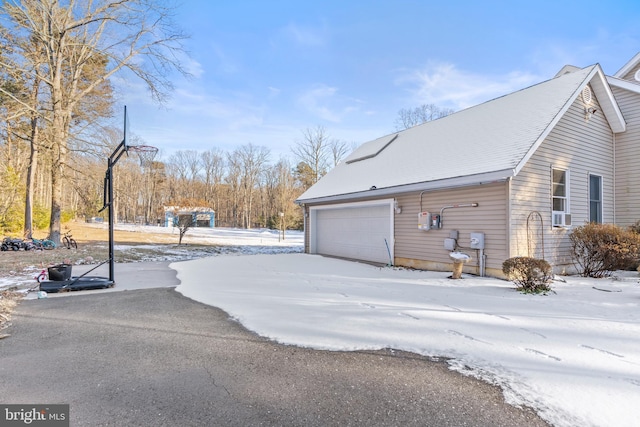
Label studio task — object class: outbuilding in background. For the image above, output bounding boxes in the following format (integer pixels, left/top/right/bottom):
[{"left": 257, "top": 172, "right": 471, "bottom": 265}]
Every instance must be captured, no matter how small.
[{"left": 163, "top": 206, "right": 215, "bottom": 228}]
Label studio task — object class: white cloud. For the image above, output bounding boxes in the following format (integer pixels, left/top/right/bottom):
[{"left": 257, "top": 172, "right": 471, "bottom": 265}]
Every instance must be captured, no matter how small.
[
  {"left": 180, "top": 55, "right": 204, "bottom": 79},
  {"left": 297, "top": 84, "right": 364, "bottom": 123},
  {"left": 298, "top": 84, "right": 340, "bottom": 122},
  {"left": 283, "top": 23, "right": 327, "bottom": 47},
  {"left": 267, "top": 86, "right": 281, "bottom": 98},
  {"left": 169, "top": 88, "right": 237, "bottom": 117},
  {"left": 209, "top": 42, "right": 240, "bottom": 74},
  {"left": 396, "top": 61, "right": 541, "bottom": 110}
]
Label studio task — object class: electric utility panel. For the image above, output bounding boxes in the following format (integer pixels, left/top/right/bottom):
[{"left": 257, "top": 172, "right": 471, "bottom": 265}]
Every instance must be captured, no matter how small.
[
  {"left": 431, "top": 214, "right": 441, "bottom": 229},
  {"left": 418, "top": 212, "right": 441, "bottom": 230},
  {"left": 418, "top": 212, "right": 431, "bottom": 230}
]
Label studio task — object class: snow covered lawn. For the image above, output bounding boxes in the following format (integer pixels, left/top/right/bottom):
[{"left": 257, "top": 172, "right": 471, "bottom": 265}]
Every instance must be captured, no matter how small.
[{"left": 174, "top": 253, "right": 640, "bottom": 427}]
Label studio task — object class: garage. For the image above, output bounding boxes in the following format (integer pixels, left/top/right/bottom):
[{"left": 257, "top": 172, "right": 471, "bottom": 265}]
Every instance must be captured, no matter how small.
[{"left": 309, "top": 200, "right": 394, "bottom": 264}]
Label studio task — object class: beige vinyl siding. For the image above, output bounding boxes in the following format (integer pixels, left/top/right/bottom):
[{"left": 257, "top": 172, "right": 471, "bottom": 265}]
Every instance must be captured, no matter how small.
[
  {"left": 394, "top": 182, "right": 508, "bottom": 276},
  {"left": 510, "top": 90, "right": 615, "bottom": 272},
  {"left": 619, "top": 62, "right": 640, "bottom": 82},
  {"left": 612, "top": 86, "right": 640, "bottom": 227}
]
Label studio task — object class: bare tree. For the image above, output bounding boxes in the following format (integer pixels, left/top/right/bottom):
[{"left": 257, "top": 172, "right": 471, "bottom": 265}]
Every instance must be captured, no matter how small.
[
  {"left": 133, "top": 147, "right": 161, "bottom": 224},
  {"left": 234, "top": 144, "right": 270, "bottom": 228},
  {"left": 201, "top": 148, "right": 225, "bottom": 212},
  {"left": 329, "top": 139, "right": 351, "bottom": 167},
  {"left": 291, "top": 125, "right": 331, "bottom": 185},
  {"left": 0, "top": 0, "right": 188, "bottom": 244},
  {"left": 185, "top": 150, "right": 202, "bottom": 187},
  {"left": 174, "top": 212, "right": 192, "bottom": 245},
  {"left": 274, "top": 158, "right": 301, "bottom": 232},
  {"left": 168, "top": 150, "right": 201, "bottom": 200},
  {"left": 20, "top": 38, "right": 44, "bottom": 239},
  {"left": 395, "top": 104, "right": 455, "bottom": 130}
]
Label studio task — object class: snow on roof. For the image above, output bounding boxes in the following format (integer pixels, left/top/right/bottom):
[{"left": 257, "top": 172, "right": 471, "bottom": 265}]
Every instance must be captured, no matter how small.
[
  {"left": 298, "top": 65, "right": 621, "bottom": 204},
  {"left": 164, "top": 206, "right": 214, "bottom": 212}
]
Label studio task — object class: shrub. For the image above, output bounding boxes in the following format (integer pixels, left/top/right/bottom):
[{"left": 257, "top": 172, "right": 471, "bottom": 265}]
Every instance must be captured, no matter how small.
[
  {"left": 628, "top": 220, "right": 640, "bottom": 235},
  {"left": 61, "top": 209, "right": 76, "bottom": 224},
  {"left": 0, "top": 205, "right": 23, "bottom": 234},
  {"left": 628, "top": 221, "right": 640, "bottom": 271},
  {"left": 569, "top": 223, "right": 640, "bottom": 278},
  {"left": 32, "top": 205, "right": 50, "bottom": 230},
  {"left": 502, "top": 257, "right": 553, "bottom": 294}
]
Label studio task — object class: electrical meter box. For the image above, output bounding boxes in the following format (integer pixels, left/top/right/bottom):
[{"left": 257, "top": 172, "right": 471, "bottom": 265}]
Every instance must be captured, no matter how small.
[
  {"left": 418, "top": 212, "right": 431, "bottom": 230},
  {"left": 470, "top": 232, "right": 485, "bottom": 249}
]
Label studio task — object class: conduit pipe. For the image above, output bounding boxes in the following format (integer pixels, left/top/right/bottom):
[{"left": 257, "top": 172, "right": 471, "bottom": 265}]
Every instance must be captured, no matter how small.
[{"left": 439, "top": 203, "right": 478, "bottom": 229}]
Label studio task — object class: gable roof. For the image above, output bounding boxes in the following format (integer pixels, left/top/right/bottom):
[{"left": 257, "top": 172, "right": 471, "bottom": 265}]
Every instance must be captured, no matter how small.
[
  {"left": 298, "top": 65, "right": 625, "bottom": 205},
  {"left": 614, "top": 52, "right": 640, "bottom": 79}
]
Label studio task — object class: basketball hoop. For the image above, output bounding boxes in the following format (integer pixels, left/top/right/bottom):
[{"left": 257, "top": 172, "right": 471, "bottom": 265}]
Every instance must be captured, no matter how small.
[
  {"left": 126, "top": 144, "right": 159, "bottom": 168},
  {"left": 99, "top": 106, "right": 160, "bottom": 285}
]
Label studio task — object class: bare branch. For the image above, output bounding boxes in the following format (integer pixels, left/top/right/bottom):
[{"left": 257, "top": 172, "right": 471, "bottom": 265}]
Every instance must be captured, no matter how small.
[{"left": 394, "top": 103, "right": 455, "bottom": 130}]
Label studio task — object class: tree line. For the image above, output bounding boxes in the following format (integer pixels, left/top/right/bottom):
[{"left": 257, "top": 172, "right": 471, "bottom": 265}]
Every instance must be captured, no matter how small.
[{"left": 0, "top": 112, "right": 349, "bottom": 235}]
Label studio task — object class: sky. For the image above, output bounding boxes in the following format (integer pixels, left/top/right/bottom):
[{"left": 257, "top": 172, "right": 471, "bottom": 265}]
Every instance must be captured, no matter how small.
[
  {"left": 9, "top": 223, "right": 640, "bottom": 427},
  {"left": 117, "top": 1, "right": 640, "bottom": 161}
]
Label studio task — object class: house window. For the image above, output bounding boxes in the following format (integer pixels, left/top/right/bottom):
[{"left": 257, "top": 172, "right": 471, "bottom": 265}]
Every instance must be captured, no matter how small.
[
  {"left": 552, "top": 168, "right": 571, "bottom": 227},
  {"left": 589, "top": 174, "right": 603, "bottom": 223}
]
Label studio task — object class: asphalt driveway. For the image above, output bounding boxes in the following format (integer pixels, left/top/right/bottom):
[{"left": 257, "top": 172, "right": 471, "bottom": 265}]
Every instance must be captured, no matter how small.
[{"left": 0, "top": 263, "right": 549, "bottom": 426}]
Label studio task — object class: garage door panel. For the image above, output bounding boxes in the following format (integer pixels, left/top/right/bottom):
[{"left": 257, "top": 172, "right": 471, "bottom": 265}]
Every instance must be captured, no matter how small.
[{"left": 313, "top": 203, "right": 392, "bottom": 264}]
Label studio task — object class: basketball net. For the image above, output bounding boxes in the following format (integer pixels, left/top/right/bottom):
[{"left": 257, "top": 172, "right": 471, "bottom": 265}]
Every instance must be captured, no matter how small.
[{"left": 127, "top": 144, "right": 159, "bottom": 169}]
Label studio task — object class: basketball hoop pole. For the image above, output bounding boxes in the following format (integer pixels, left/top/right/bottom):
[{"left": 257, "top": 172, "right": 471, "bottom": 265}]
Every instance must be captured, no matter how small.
[
  {"left": 99, "top": 107, "right": 130, "bottom": 284},
  {"left": 106, "top": 142, "right": 126, "bottom": 283}
]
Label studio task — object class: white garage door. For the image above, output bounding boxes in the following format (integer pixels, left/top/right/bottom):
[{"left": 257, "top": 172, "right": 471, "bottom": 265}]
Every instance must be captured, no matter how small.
[{"left": 311, "top": 200, "right": 393, "bottom": 264}]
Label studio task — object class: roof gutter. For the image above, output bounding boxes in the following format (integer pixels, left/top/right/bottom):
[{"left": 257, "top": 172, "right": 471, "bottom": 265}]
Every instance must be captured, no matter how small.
[
  {"left": 296, "top": 168, "right": 514, "bottom": 206},
  {"left": 607, "top": 75, "right": 640, "bottom": 94},
  {"left": 614, "top": 52, "right": 640, "bottom": 78},
  {"left": 589, "top": 66, "right": 626, "bottom": 133}
]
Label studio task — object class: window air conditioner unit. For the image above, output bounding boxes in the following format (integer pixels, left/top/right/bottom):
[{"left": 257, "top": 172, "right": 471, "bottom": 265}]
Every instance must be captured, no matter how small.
[{"left": 552, "top": 212, "right": 571, "bottom": 227}]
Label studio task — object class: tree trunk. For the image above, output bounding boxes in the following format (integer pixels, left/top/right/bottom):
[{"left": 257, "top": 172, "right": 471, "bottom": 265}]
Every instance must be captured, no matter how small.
[
  {"left": 48, "top": 114, "right": 68, "bottom": 245},
  {"left": 49, "top": 151, "right": 63, "bottom": 244},
  {"left": 23, "top": 68, "right": 42, "bottom": 239},
  {"left": 24, "top": 116, "right": 39, "bottom": 238}
]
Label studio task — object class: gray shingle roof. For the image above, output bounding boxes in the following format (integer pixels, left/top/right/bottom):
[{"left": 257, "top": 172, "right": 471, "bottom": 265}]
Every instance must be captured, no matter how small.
[{"left": 298, "top": 65, "right": 624, "bottom": 204}]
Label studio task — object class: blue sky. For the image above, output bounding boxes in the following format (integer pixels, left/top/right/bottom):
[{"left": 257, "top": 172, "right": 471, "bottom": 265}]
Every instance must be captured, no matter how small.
[{"left": 118, "top": 1, "right": 640, "bottom": 160}]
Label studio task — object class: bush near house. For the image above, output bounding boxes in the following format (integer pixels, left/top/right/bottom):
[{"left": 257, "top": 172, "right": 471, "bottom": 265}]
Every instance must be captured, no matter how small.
[
  {"left": 502, "top": 257, "right": 553, "bottom": 294},
  {"left": 569, "top": 223, "right": 640, "bottom": 278},
  {"left": 628, "top": 220, "right": 640, "bottom": 234}
]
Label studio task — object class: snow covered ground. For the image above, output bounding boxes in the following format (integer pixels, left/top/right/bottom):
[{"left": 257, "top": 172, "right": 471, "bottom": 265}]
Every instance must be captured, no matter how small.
[
  {"left": 4, "top": 226, "right": 639, "bottom": 426},
  {"left": 111, "top": 223, "right": 304, "bottom": 248},
  {"left": 172, "top": 247, "right": 640, "bottom": 427},
  {"left": 0, "top": 225, "right": 304, "bottom": 290}
]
